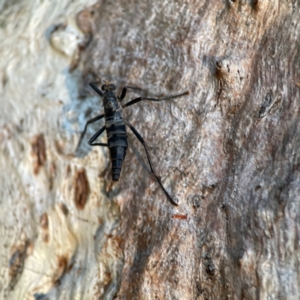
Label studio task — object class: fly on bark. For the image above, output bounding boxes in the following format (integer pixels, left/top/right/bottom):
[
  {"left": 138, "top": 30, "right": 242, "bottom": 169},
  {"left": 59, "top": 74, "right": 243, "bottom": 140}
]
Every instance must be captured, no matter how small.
[{"left": 76, "top": 81, "right": 189, "bottom": 205}]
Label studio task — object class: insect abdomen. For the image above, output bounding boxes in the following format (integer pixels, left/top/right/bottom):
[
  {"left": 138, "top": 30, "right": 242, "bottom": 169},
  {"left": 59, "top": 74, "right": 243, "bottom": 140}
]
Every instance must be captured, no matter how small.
[
  {"left": 106, "top": 118, "right": 128, "bottom": 181},
  {"left": 109, "top": 146, "right": 127, "bottom": 181}
]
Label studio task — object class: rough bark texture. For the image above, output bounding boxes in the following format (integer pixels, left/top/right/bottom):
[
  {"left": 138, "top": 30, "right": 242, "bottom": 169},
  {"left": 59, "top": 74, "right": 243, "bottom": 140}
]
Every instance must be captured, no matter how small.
[{"left": 0, "top": 0, "right": 299, "bottom": 299}]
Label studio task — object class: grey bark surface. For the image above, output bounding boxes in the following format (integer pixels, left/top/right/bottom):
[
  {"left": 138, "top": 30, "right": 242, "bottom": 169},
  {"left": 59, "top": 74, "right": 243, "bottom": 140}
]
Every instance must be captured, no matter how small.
[{"left": 0, "top": 0, "right": 299, "bottom": 300}]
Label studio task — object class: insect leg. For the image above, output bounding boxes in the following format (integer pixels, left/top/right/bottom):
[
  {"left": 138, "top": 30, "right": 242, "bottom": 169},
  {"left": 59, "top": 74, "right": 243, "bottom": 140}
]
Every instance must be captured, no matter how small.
[
  {"left": 76, "top": 114, "right": 104, "bottom": 150},
  {"left": 90, "top": 82, "right": 104, "bottom": 97},
  {"left": 124, "top": 119, "right": 178, "bottom": 206},
  {"left": 88, "top": 126, "right": 108, "bottom": 147},
  {"left": 119, "top": 86, "right": 142, "bottom": 101},
  {"left": 122, "top": 91, "right": 189, "bottom": 108}
]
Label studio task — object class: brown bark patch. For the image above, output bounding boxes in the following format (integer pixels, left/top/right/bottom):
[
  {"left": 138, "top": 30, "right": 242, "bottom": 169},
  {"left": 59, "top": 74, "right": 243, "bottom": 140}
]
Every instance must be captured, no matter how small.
[
  {"left": 59, "top": 203, "right": 69, "bottom": 216},
  {"left": 53, "top": 255, "right": 69, "bottom": 286},
  {"left": 9, "top": 240, "right": 30, "bottom": 288},
  {"left": 73, "top": 169, "right": 90, "bottom": 210},
  {"left": 31, "top": 133, "right": 47, "bottom": 175},
  {"left": 40, "top": 212, "right": 49, "bottom": 243},
  {"left": 172, "top": 214, "right": 188, "bottom": 220}
]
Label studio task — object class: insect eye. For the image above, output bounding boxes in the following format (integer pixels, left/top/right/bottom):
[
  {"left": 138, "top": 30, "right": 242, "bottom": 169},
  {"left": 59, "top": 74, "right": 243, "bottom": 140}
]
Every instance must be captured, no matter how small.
[
  {"left": 101, "top": 85, "right": 107, "bottom": 91},
  {"left": 109, "top": 84, "right": 115, "bottom": 90}
]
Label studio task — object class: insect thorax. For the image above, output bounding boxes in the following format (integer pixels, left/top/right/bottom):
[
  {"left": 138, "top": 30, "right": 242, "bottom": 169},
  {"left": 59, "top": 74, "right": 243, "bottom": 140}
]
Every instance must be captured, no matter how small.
[{"left": 103, "top": 91, "right": 120, "bottom": 111}]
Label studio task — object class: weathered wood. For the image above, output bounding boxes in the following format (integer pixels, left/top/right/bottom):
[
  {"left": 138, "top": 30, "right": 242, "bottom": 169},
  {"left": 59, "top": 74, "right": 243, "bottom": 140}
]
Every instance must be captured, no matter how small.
[
  {"left": 81, "top": 1, "right": 300, "bottom": 299},
  {"left": 0, "top": 0, "right": 299, "bottom": 299}
]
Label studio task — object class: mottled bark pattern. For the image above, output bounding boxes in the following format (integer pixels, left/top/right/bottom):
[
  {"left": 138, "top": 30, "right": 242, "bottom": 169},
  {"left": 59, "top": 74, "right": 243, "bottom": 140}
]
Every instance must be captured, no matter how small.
[
  {"left": 81, "top": 1, "right": 300, "bottom": 299},
  {"left": 0, "top": 0, "right": 299, "bottom": 299}
]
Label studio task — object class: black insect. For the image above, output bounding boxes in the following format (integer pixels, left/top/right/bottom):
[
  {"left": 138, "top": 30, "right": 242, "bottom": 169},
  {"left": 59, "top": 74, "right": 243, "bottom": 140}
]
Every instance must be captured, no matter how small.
[{"left": 76, "top": 81, "right": 189, "bottom": 205}]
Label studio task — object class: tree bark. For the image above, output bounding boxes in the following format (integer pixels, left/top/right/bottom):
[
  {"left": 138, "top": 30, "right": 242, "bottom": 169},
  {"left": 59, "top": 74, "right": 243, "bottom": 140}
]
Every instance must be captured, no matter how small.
[{"left": 1, "top": 0, "right": 299, "bottom": 299}]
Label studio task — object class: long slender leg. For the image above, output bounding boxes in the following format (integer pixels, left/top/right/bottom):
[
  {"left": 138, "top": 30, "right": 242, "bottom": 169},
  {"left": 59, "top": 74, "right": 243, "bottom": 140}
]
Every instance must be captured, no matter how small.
[
  {"left": 88, "top": 126, "right": 108, "bottom": 147},
  {"left": 119, "top": 86, "right": 142, "bottom": 101},
  {"left": 90, "top": 82, "right": 104, "bottom": 97},
  {"left": 76, "top": 114, "right": 104, "bottom": 150},
  {"left": 122, "top": 91, "right": 189, "bottom": 108},
  {"left": 124, "top": 119, "right": 177, "bottom": 206}
]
